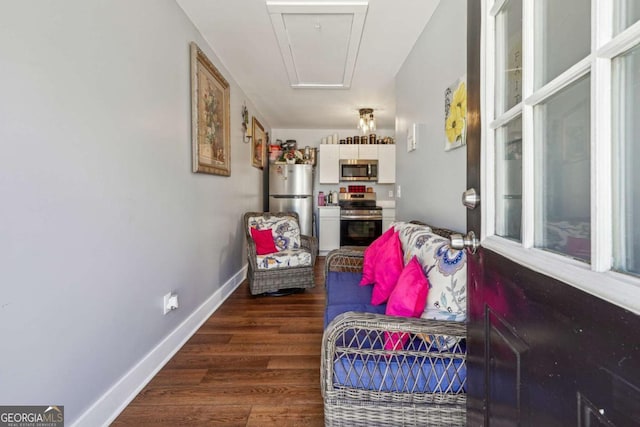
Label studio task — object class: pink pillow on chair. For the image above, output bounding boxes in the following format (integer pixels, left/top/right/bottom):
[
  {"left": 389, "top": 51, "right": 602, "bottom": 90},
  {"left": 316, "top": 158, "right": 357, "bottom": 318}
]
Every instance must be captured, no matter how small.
[
  {"left": 371, "top": 231, "right": 404, "bottom": 305},
  {"left": 250, "top": 227, "right": 278, "bottom": 255},
  {"left": 384, "top": 256, "right": 430, "bottom": 350},
  {"left": 359, "top": 226, "right": 396, "bottom": 286}
]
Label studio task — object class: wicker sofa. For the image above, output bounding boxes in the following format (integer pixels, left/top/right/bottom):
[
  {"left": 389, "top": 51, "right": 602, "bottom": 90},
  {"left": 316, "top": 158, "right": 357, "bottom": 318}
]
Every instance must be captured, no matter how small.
[
  {"left": 243, "top": 211, "right": 317, "bottom": 295},
  {"left": 321, "top": 222, "right": 467, "bottom": 426}
]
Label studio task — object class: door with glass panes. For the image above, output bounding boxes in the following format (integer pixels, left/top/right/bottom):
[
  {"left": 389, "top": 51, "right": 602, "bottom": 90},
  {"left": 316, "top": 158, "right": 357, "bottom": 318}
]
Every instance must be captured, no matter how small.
[{"left": 464, "top": 1, "right": 640, "bottom": 425}]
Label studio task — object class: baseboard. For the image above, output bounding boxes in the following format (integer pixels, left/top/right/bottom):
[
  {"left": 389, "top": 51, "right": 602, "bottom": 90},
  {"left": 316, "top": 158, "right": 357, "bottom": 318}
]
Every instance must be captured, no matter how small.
[{"left": 71, "top": 265, "right": 247, "bottom": 427}]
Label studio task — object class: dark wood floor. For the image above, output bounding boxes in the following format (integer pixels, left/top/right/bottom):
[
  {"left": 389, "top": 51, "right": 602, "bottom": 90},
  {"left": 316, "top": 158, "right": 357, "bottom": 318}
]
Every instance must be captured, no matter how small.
[{"left": 113, "top": 257, "right": 326, "bottom": 426}]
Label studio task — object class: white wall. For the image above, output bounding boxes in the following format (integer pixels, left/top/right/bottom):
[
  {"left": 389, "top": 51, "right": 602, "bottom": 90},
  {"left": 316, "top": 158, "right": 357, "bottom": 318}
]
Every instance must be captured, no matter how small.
[
  {"left": 0, "top": 1, "right": 265, "bottom": 424},
  {"left": 395, "top": 0, "right": 467, "bottom": 232}
]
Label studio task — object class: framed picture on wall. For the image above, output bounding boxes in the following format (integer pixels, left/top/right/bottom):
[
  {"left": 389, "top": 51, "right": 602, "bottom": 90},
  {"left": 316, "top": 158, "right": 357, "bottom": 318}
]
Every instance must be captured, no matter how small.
[
  {"left": 444, "top": 75, "right": 467, "bottom": 152},
  {"left": 251, "top": 117, "right": 266, "bottom": 169},
  {"left": 190, "top": 42, "right": 231, "bottom": 176}
]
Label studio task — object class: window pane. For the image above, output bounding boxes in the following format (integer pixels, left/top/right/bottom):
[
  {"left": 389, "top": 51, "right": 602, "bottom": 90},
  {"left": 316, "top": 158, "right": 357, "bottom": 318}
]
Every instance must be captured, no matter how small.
[
  {"left": 613, "top": 45, "right": 640, "bottom": 275},
  {"left": 495, "top": 0, "right": 523, "bottom": 115},
  {"left": 614, "top": 0, "right": 640, "bottom": 36},
  {"left": 535, "top": 75, "right": 591, "bottom": 262},
  {"left": 535, "top": 0, "right": 591, "bottom": 88},
  {"left": 495, "top": 117, "right": 522, "bottom": 241}
]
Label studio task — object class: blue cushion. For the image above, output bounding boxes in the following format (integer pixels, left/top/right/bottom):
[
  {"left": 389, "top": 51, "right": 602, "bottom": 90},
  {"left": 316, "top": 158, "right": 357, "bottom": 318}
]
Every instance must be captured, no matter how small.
[
  {"left": 333, "top": 354, "right": 466, "bottom": 393},
  {"left": 324, "top": 270, "right": 467, "bottom": 393},
  {"left": 324, "top": 271, "right": 387, "bottom": 328},
  {"left": 332, "top": 336, "right": 467, "bottom": 392},
  {"left": 325, "top": 303, "right": 387, "bottom": 329},
  {"left": 325, "top": 271, "right": 370, "bottom": 304}
]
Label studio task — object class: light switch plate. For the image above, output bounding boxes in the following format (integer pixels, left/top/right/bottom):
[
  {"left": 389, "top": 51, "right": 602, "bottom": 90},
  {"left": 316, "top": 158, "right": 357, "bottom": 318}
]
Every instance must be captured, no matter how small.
[
  {"left": 407, "top": 124, "right": 416, "bottom": 152},
  {"left": 407, "top": 123, "right": 425, "bottom": 152}
]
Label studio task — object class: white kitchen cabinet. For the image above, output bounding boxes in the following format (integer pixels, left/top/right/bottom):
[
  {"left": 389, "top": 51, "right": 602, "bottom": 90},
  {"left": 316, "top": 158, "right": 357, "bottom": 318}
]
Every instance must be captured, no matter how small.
[
  {"left": 382, "top": 208, "right": 396, "bottom": 232},
  {"left": 318, "top": 145, "right": 340, "bottom": 184},
  {"left": 338, "top": 145, "right": 358, "bottom": 159},
  {"left": 358, "top": 145, "right": 378, "bottom": 159},
  {"left": 377, "top": 145, "right": 396, "bottom": 183},
  {"left": 318, "top": 206, "right": 341, "bottom": 255},
  {"left": 339, "top": 145, "right": 378, "bottom": 160}
]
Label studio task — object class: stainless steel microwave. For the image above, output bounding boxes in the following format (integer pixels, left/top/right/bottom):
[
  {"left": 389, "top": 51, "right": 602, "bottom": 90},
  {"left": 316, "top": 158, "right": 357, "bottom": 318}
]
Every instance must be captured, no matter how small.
[{"left": 339, "top": 159, "right": 378, "bottom": 181}]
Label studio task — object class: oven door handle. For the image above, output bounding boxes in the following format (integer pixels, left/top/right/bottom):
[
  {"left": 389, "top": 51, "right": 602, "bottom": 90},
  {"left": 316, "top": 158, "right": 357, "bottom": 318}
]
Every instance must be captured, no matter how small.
[{"left": 340, "top": 215, "right": 383, "bottom": 220}]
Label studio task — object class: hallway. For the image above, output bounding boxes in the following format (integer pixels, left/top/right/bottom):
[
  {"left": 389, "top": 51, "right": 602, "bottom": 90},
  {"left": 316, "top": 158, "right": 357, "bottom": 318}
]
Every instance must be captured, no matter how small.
[{"left": 113, "top": 258, "right": 327, "bottom": 426}]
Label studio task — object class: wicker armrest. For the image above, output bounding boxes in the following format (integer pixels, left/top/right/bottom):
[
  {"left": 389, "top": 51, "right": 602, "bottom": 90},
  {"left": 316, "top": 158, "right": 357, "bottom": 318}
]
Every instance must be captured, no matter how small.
[
  {"left": 246, "top": 239, "right": 258, "bottom": 271},
  {"left": 300, "top": 234, "right": 318, "bottom": 266},
  {"left": 321, "top": 311, "right": 467, "bottom": 404},
  {"left": 324, "top": 248, "right": 365, "bottom": 282}
]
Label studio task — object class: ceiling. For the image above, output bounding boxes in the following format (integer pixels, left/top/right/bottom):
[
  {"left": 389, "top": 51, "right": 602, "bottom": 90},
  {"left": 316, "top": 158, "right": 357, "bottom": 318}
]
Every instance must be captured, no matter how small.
[{"left": 176, "top": 0, "right": 440, "bottom": 130}]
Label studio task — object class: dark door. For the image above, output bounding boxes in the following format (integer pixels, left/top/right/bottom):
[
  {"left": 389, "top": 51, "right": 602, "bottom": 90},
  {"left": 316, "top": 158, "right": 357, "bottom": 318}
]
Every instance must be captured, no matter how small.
[{"left": 465, "top": 2, "right": 640, "bottom": 425}]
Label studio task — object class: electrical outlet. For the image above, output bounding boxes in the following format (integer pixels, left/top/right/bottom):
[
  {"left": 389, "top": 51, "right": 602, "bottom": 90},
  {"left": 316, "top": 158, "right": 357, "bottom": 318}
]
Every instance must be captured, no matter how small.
[
  {"left": 397, "top": 185, "right": 402, "bottom": 198},
  {"left": 163, "top": 292, "right": 179, "bottom": 315},
  {"left": 388, "top": 190, "right": 394, "bottom": 198}
]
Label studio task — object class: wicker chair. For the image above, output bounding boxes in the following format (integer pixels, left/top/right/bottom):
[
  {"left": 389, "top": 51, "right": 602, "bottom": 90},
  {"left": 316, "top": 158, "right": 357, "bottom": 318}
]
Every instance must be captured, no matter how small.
[
  {"left": 243, "top": 211, "right": 317, "bottom": 295},
  {"left": 321, "top": 246, "right": 467, "bottom": 426}
]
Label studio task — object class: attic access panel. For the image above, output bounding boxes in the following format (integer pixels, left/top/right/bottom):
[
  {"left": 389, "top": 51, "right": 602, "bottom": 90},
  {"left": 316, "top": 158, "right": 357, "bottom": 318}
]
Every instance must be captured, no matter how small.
[{"left": 266, "top": 1, "right": 368, "bottom": 89}]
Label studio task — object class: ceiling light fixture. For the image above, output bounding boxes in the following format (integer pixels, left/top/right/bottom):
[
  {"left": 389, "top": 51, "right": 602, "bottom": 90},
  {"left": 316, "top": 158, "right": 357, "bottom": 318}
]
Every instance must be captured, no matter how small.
[{"left": 358, "top": 108, "right": 376, "bottom": 134}]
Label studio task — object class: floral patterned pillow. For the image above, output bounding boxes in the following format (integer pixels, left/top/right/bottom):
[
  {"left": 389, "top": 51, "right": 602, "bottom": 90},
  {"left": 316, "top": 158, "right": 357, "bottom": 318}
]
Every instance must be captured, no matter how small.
[
  {"left": 402, "top": 230, "right": 467, "bottom": 321},
  {"left": 248, "top": 215, "right": 301, "bottom": 251},
  {"left": 393, "top": 221, "right": 432, "bottom": 250}
]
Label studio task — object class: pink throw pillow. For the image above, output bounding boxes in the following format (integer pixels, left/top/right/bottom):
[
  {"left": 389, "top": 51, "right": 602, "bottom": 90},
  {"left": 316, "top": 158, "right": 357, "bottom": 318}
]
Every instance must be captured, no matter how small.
[
  {"left": 386, "top": 256, "right": 429, "bottom": 317},
  {"left": 250, "top": 227, "right": 278, "bottom": 255},
  {"left": 360, "top": 227, "right": 396, "bottom": 286},
  {"left": 384, "top": 256, "right": 430, "bottom": 350},
  {"left": 371, "top": 231, "right": 404, "bottom": 305}
]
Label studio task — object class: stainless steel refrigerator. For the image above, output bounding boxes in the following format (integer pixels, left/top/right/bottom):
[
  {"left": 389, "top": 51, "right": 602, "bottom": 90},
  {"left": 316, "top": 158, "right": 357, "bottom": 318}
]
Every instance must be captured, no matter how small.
[{"left": 269, "top": 164, "right": 313, "bottom": 236}]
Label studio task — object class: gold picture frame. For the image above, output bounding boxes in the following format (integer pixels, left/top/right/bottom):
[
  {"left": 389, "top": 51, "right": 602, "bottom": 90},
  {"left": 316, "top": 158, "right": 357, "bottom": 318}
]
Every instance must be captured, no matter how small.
[
  {"left": 251, "top": 117, "right": 266, "bottom": 169},
  {"left": 190, "top": 42, "right": 231, "bottom": 176}
]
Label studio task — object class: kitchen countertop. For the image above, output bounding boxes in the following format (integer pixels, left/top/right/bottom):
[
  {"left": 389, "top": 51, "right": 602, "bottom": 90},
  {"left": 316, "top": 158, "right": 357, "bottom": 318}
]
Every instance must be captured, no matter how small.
[
  {"left": 318, "top": 201, "right": 395, "bottom": 208},
  {"left": 376, "top": 200, "right": 396, "bottom": 208}
]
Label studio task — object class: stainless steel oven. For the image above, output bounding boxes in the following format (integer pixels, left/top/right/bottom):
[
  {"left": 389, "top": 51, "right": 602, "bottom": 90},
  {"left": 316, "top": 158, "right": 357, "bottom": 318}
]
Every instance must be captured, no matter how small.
[{"left": 338, "top": 193, "right": 382, "bottom": 247}]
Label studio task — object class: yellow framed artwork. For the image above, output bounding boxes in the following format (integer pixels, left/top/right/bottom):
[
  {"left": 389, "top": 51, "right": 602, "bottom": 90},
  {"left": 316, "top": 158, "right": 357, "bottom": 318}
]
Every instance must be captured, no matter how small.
[{"left": 444, "top": 75, "right": 467, "bottom": 152}]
